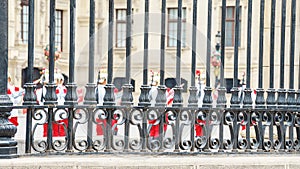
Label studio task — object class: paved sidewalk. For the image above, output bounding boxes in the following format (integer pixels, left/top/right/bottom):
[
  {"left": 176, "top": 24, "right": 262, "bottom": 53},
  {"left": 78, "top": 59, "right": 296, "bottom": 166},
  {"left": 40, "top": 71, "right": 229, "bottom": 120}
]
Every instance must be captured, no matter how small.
[{"left": 1, "top": 153, "right": 300, "bottom": 169}]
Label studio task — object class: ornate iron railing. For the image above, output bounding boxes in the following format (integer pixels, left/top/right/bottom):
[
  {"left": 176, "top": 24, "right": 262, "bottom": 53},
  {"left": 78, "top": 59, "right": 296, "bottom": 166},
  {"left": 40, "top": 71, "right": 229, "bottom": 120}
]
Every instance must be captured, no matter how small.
[{"left": 0, "top": 0, "right": 299, "bottom": 158}]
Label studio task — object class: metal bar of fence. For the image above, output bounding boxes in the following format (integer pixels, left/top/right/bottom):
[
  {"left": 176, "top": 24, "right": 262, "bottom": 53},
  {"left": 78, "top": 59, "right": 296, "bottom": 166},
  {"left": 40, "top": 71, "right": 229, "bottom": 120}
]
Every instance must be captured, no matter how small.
[
  {"left": 89, "top": 0, "right": 95, "bottom": 84},
  {"left": 277, "top": 0, "right": 287, "bottom": 108},
  {"left": 0, "top": 0, "right": 18, "bottom": 158},
  {"left": 280, "top": 0, "right": 286, "bottom": 89},
  {"left": 48, "top": 0, "right": 56, "bottom": 85},
  {"left": 246, "top": 0, "right": 252, "bottom": 89},
  {"left": 258, "top": 0, "right": 265, "bottom": 89},
  {"left": 206, "top": 0, "right": 211, "bottom": 87},
  {"left": 0, "top": 1, "right": 8, "bottom": 95},
  {"left": 155, "top": 0, "right": 167, "bottom": 107},
  {"left": 66, "top": 0, "right": 77, "bottom": 152},
  {"left": 269, "top": 0, "right": 276, "bottom": 89},
  {"left": 220, "top": 0, "right": 226, "bottom": 87},
  {"left": 233, "top": 0, "right": 240, "bottom": 88},
  {"left": 266, "top": 0, "right": 277, "bottom": 109},
  {"left": 286, "top": 0, "right": 297, "bottom": 108},
  {"left": 289, "top": 0, "right": 296, "bottom": 90},
  {"left": 104, "top": 0, "right": 116, "bottom": 106},
  {"left": 65, "top": 0, "right": 78, "bottom": 104},
  {"left": 84, "top": 0, "right": 96, "bottom": 104},
  {"left": 25, "top": 0, "right": 35, "bottom": 154},
  {"left": 230, "top": 0, "right": 241, "bottom": 108},
  {"left": 176, "top": 0, "right": 182, "bottom": 85},
  {"left": 123, "top": 0, "right": 133, "bottom": 151},
  {"left": 86, "top": 0, "right": 96, "bottom": 152},
  {"left": 143, "top": 0, "right": 149, "bottom": 85},
  {"left": 202, "top": 0, "right": 213, "bottom": 108},
  {"left": 45, "top": 0, "right": 57, "bottom": 152},
  {"left": 191, "top": 0, "right": 198, "bottom": 87},
  {"left": 160, "top": 0, "right": 166, "bottom": 85},
  {"left": 126, "top": 0, "right": 132, "bottom": 84},
  {"left": 108, "top": 0, "right": 114, "bottom": 84},
  {"left": 245, "top": 0, "right": 253, "bottom": 144},
  {"left": 255, "top": 0, "right": 266, "bottom": 108},
  {"left": 243, "top": 0, "right": 253, "bottom": 108},
  {"left": 69, "top": 0, "right": 76, "bottom": 84},
  {"left": 27, "top": 0, "right": 34, "bottom": 84},
  {"left": 138, "top": 0, "right": 151, "bottom": 107},
  {"left": 188, "top": 0, "right": 198, "bottom": 107}
]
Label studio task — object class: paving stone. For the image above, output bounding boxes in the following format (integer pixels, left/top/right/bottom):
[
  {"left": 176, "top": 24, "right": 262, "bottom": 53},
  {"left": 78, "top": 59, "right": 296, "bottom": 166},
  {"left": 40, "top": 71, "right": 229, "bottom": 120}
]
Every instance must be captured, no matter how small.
[{"left": 198, "top": 165, "right": 285, "bottom": 169}]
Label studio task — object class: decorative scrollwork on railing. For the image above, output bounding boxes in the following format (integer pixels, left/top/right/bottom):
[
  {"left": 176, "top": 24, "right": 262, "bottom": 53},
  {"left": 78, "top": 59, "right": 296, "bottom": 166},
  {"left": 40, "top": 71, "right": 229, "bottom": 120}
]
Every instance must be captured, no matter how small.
[
  {"left": 73, "top": 108, "right": 89, "bottom": 151},
  {"left": 224, "top": 111, "right": 234, "bottom": 150},
  {"left": 31, "top": 108, "right": 48, "bottom": 153},
  {"left": 294, "top": 139, "right": 300, "bottom": 150},
  {"left": 237, "top": 138, "right": 248, "bottom": 150},
  {"left": 295, "top": 113, "right": 300, "bottom": 127},
  {"left": 146, "top": 109, "right": 160, "bottom": 151},
  {"left": 112, "top": 109, "right": 125, "bottom": 151},
  {"left": 129, "top": 109, "right": 143, "bottom": 150},
  {"left": 274, "top": 111, "right": 284, "bottom": 150},
  {"left": 209, "top": 111, "right": 220, "bottom": 150},
  {"left": 92, "top": 108, "right": 108, "bottom": 151},
  {"left": 163, "top": 110, "right": 176, "bottom": 149},
  {"left": 52, "top": 108, "right": 68, "bottom": 151},
  {"left": 263, "top": 139, "right": 272, "bottom": 151},
  {"left": 179, "top": 110, "right": 192, "bottom": 150},
  {"left": 210, "top": 138, "right": 220, "bottom": 149},
  {"left": 195, "top": 111, "right": 208, "bottom": 150},
  {"left": 195, "top": 136, "right": 207, "bottom": 149},
  {"left": 223, "top": 139, "right": 233, "bottom": 150},
  {"left": 262, "top": 111, "right": 272, "bottom": 151},
  {"left": 148, "top": 138, "right": 161, "bottom": 151},
  {"left": 250, "top": 112, "right": 260, "bottom": 149}
]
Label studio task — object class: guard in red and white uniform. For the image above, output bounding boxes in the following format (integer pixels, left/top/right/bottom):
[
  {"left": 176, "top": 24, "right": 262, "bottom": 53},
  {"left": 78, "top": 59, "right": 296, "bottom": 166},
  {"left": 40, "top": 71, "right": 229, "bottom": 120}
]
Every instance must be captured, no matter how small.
[
  {"left": 54, "top": 73, "right": 68, "bottom": 137},
  {"left": 7, "top": 73, "right": 23, "bottom": 126},
  {"left": 38, "top": 71, "right": 68, "bottom": 137},
  {"left": 95, "top": 70, "right": 118, "bottom": 135}
]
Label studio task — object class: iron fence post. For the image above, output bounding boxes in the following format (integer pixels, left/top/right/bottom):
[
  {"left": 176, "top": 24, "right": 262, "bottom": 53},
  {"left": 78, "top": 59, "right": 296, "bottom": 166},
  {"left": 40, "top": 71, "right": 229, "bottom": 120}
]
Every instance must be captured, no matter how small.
[
  {"left": 172, "top": 0, "right": 183, "bottom": 108},
  {"left": 23, "top": 0, "right": 36, "bottom": 154},
  {"left": 138, "top": 0, "right": 151, "bottom": 107},
  {"left": 156, "top": 0, "right": 167, "bottom": 107},
  {"left": 43, "top": 0, "right": 58, "bottom": 153},
  {"left": 202, "top": 0, "right": 212, "bottom": 108},
  {"left": 104, "top": 0, "right": 116, "bottom": 106},
  {"left": 230, "top": 0, "right": 241, "bottom": 108},
  {"left": 188, "top": 0, "right": 199, "bottom": 108},
  {"left": 266, "top": 0, "right": 277, "bottom": 109},
  {"left": 84, "top": 0, "right": 96, "bottom": 105},
  {"left": 286, "top": 0, "right": 297, "bottom": 109},
  {"left": 65, "top": 0, "right": 78, "bottom": 106},
  {"left": 84, "top": 0, "right": 97, "bottom": 153},
  {"left": 277, "top": 0, "right": 287, "bottom": 109},
  {"left": 65, "top": 0, "right": 78, "bottom": 153},
  {"left": 296, "top": 90, "right": 300, "bottom": 109},
  {"left": 216, "top": 0, "right": 227, "bottom": 108},
  {"left": 121, "top": 0, "right": 133, "bottom": 106},
  {"left": 0, "top": 1, "right": 17, "bottom": 158},
  {"left": 44, "top": 0, "right": 58, "bottom": 105},
  {"left": 255, "top": 0, "right": 266, "bottom": 109},
  {"left": 243, "top": 0, "right": 253, "bottom": 108}
]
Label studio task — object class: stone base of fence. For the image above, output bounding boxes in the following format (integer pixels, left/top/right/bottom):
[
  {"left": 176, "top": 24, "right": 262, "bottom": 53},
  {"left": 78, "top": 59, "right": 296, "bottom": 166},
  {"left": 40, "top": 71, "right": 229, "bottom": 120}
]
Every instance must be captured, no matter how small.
[{"left": 1, "top": 154, "right": 300, "bottom": 169}]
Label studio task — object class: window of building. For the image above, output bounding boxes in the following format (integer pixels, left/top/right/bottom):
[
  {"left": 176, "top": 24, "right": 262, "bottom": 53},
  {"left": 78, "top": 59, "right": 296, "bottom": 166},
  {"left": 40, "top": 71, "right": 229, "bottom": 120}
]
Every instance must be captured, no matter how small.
[
  {"left": 225, "top": 6, "right": 241, "bottom": 47},
  {"left": 116, "top": 9, "right": 127, "bottom": 48},
  {"left": 55, "top": 10, "right": 63, "bottom": 51},
  {"left": 20, "top": 0, "right": 29, "bottom": 44},
  {"left": 167, "top": 8, "right": 186, "bottom": 47}
]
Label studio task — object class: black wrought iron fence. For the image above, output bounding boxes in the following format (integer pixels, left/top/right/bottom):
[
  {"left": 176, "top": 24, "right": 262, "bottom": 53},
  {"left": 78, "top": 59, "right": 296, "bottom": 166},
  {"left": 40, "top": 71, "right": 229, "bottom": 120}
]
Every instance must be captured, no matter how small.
[{"left": 0, "top": 0, "right": 299, "bottom": 158}]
